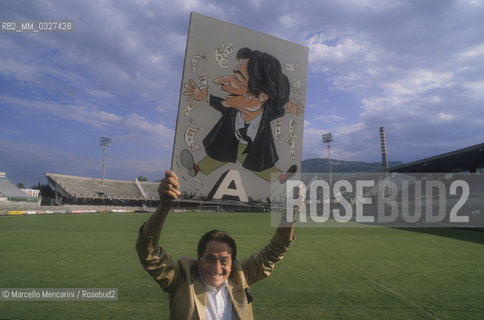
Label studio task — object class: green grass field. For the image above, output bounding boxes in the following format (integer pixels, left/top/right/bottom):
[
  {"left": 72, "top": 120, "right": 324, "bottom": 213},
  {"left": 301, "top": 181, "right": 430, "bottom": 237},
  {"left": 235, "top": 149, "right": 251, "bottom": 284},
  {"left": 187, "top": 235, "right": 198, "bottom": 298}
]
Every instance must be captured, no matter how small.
[{"left": 1, "top": 212, "right": 483, "bottom": 319}]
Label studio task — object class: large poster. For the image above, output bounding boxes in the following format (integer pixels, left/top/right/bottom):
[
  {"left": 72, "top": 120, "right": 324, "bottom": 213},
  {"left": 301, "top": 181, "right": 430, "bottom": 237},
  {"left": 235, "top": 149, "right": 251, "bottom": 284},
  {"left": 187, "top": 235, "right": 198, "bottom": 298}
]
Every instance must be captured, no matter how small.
[{"left": 171, "top": 12, "right": 308, "bottom": 204}]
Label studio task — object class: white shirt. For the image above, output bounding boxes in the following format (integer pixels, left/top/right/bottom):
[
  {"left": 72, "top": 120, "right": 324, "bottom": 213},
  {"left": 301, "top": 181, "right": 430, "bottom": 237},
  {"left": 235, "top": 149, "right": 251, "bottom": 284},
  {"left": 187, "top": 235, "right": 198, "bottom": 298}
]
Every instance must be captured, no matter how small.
[
  {"left": 235, "top": 111, "right": 262, "bottom": 144},
  {"left": 200, "top": 270, "right": 234, "bottom": 320}
]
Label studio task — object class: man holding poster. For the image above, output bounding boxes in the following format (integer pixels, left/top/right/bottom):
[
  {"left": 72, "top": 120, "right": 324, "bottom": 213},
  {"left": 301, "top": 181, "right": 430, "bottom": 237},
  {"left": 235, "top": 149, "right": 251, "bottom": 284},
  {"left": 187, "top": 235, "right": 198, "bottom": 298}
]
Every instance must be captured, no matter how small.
[{"left": 136, "top": 170, "right": 296, "bottom": 319}]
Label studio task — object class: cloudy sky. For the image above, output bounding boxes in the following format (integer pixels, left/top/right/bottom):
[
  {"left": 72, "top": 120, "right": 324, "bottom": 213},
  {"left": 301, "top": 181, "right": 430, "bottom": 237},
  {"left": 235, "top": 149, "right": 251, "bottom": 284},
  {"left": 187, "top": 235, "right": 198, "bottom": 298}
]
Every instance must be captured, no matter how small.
[{"left": 1, "top": 0, "right": 483, "bottom": 187}]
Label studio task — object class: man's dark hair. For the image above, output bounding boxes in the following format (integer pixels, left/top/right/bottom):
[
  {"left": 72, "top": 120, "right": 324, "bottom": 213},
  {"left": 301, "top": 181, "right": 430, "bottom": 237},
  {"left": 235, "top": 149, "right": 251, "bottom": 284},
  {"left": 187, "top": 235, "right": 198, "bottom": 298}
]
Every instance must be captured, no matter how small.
[
  {"left": 197, "top": 229, "right": 237, "bottom": 260},
  {"left": 237, "top": 47, "right": 290, "bottom": 115}
]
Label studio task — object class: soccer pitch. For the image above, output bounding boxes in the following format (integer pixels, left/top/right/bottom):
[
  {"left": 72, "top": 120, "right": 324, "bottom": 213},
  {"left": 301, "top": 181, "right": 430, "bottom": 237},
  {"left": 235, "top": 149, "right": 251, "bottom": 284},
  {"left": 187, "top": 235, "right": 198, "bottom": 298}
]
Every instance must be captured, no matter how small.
[{"left": 1, "top": 212, "right": 483, "bottom": 319}]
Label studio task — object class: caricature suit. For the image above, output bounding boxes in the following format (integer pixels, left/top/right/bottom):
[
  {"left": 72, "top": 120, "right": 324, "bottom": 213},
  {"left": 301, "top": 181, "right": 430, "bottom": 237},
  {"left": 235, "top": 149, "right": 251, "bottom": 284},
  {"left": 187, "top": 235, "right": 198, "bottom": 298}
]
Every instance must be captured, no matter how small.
[
  {"left": 202, "top": 95, "right": 285, "bottom": 172},
  {"left": 136, "top": 225, "right": 294, "bottom": 319}
]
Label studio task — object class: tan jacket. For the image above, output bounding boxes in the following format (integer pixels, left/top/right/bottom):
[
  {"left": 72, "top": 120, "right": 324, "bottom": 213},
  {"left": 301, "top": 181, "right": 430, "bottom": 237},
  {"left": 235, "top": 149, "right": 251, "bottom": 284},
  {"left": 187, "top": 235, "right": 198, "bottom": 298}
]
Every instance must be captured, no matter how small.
[{"left": 136, "top": 228, "right": 293, "bottom": 319}]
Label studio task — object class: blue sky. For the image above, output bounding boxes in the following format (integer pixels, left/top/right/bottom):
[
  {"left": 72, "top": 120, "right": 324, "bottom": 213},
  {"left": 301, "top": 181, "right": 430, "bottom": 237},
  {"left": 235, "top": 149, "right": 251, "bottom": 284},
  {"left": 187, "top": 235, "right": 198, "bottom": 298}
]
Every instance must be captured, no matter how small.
[{"left": 1, "top": 0, "right": 483, "bottom": 187}]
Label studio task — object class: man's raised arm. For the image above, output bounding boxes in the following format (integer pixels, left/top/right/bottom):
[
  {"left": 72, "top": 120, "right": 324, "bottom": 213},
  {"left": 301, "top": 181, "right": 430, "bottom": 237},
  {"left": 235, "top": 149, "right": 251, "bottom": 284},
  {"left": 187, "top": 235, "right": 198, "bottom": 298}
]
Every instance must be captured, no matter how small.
[
  {"left": 136, "top": 170, "right": 182, "bottom": 293},
  {"left": 142, "top": 170, "right": 181, "bottom": 240},
  {"left": 276, "top": 212, "right": 296, "bottom": 242}
]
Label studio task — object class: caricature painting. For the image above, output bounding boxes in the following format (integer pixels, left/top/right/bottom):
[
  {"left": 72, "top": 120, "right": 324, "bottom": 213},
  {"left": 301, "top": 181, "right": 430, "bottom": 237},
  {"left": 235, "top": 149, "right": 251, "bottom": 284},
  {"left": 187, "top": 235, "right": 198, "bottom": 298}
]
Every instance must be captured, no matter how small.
[{"left": 171, "top": 12, "right": 308, "bottom": 204}]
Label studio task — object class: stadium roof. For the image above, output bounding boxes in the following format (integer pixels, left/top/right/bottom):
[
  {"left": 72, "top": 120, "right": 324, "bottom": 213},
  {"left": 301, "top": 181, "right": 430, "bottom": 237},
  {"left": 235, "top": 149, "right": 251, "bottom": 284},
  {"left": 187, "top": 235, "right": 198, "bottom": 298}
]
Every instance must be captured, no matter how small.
[
  {"left": 46, "top": 173, "right": 160, "bottom": 201},
  {"left": 0, "top": 179, "right": 30, "bottom": 198},
  {"left": 389, "top": 142, "right": 484, "bottom": 173}
]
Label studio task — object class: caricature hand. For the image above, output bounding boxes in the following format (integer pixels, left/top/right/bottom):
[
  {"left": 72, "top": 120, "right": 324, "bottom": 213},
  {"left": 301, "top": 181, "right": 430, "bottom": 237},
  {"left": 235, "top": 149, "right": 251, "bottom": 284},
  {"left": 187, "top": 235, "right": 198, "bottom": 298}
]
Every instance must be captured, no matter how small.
[
  {"left": 183, "top": 79, "right": 208, "bottom": 102},
  {"left": 286, "top": 100, "right": 304, "bottom": 115}
]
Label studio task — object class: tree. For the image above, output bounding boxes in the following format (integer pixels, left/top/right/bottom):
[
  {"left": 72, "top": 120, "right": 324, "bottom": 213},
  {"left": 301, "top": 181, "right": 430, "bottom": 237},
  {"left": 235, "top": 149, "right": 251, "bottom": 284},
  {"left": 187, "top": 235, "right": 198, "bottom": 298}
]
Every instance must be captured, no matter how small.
[{"left": 137, "top": 175, "right": 148, "bottom": 181}]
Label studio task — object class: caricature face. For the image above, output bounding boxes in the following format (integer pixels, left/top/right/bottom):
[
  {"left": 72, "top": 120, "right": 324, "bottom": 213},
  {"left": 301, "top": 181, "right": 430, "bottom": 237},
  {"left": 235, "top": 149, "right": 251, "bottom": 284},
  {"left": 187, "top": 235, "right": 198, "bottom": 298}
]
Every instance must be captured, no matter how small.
[
  {"left": 214, "top": 59, "right": 268, "bottom": 119},
  {"left": 198, "top": 240, "right": 232, "bottom": 288}
]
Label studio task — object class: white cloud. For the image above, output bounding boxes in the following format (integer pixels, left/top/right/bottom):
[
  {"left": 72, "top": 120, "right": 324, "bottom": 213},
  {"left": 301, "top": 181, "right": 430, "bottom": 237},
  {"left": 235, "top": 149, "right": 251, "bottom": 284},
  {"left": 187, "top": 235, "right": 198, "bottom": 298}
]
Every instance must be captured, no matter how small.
[
  {"left": 154, "top": 104, "right": 168, "bottom": 113},
  {"left": 458, "top": 0, "right": 484, "bottom": 6},
  {"left": 123, "top": 113, "right": 174, "bottom": 144},
  {"left": 382, "top": 70, "right": 454, "bottom": 97},
  {"left": 337, "top": 0, "right": 404, "bottom": 11},
  {"left": 0, "top": 96, "right": 121, "bottom": 128},
  {"left": 458, "top": 44, "right": 484, "bottom": 60},
  {"left": 0, "top": 95, "right": 174, "bottom": 148},
  {"left": 437, "top": 112, "right": 456, "bottom": 121},
  {"left": 315, "top": 115, "right": 344, "bottom": 122},
  {"left": 463, "top": 81, "right": 484, "bottom": 99},
  {"left": 308, "top": 33, "right": 372, "bottom": 72},
  {"left": 86, "top": 89, "right": 115, "bottom": 99},
  {"left": 333, "top": 123, "right": 365, "bottom": 136},
  {"left": 279, "top": 12, "right": 300, "bottom": 28},
  {"left": 180, "top": 0, "right": 202, "bottom": 11},
  {"left": 0, "top": 128, "right": 22, "bottom": 135}
]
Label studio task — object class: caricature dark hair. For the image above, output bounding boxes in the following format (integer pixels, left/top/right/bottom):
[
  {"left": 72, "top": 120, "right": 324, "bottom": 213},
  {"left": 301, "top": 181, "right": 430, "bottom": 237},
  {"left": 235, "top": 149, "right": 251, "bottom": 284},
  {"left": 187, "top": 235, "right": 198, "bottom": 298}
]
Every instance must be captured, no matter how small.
[
  {"left": 237, "top": 47, "right": 290, "bottom": 115},
  {"left": 197, "top": 229, "right": 237, "bottom": 260}
]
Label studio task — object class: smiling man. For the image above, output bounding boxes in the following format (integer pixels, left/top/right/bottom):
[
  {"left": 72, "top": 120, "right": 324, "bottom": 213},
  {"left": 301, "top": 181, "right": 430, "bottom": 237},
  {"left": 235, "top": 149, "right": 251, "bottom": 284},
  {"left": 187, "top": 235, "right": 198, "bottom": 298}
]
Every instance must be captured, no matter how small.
[
  {"left": 136, "top": 170, "right": 295, "bottom": 319},
  {"left": 181, "top": 47, "right": 301, "bottom": 182}
]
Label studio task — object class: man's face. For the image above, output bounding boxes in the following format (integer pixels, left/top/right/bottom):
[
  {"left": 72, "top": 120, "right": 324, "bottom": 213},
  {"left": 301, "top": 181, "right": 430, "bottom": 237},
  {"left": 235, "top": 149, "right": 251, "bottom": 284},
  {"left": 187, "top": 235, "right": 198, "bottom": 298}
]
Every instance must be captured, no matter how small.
[
  {"left": 198, "top": 240, "right": 232, "bottom": 288},
  {"left": 214, "top": 59, "right": 268, "bottom": 118}
]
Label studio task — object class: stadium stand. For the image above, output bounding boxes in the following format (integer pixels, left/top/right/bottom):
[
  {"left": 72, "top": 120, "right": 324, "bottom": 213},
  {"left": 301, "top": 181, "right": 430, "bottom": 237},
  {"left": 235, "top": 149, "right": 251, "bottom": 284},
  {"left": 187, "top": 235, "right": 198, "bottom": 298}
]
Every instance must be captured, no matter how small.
[
  {"left": 46, "top": 173, "right": 160, "bottom": 206},
  {"left": 0, "top": 175, "right": 40, "bottom": 209},
  {"left": 0, "top": 179, "right": 31, "bottom": 199},
  {"left": 42, "top": 173, "right": 268, "bottom": 211},
  {"left": 388, "top": 143, "right": 484, "bottom": 228},
  {"left": 389, "top": 142, "right": 484, "bottom": 173}
]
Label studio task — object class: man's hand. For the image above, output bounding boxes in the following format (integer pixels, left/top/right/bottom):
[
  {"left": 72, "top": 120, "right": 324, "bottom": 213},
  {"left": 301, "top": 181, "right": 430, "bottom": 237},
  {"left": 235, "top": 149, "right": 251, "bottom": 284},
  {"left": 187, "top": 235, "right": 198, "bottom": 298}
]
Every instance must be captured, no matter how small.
[
  {"left": 183, "top": 79, "right": 208, "bottom": 102},
  {"left": 158, "top": 170, "right": 181, "bottom": 207},
  {"left": 286, "top": 100, "right": 304, "bottom": 115}
]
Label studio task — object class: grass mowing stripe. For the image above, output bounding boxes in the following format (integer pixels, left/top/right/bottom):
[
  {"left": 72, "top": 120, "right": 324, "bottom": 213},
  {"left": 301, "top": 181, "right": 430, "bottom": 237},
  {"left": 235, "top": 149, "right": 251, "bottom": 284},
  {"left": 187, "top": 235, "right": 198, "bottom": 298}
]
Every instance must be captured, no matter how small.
[
  {"left": 320, "top": 241, "right": 442, "bottom": 320},
  {"left": 1, "top": 213, "right": 483, "bottom": 319}
]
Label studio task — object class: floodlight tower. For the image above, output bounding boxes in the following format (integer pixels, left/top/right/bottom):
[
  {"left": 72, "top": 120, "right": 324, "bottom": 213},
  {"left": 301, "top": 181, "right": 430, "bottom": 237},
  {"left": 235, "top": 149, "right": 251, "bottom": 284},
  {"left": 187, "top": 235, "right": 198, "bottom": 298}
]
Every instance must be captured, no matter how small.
[
  {"left": 99, "top": 137, "right": 111, "bottom": 185},
  {"left": 322, "top": 133, "right": 333, "bottom": 187}
]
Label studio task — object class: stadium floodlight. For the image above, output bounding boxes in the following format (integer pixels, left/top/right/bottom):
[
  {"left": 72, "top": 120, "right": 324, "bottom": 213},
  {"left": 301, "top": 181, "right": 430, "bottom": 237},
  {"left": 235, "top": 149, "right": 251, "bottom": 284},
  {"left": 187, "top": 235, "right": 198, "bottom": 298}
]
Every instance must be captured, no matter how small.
[
  {"left": 322, "top": 133, "right": 333, "bottom": 187},
  {"left": 322, "top": 133, "right": 333, "bottom": 144},
  {"left": 99, "top": 137, "right": 111, "bottom": 185}
]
